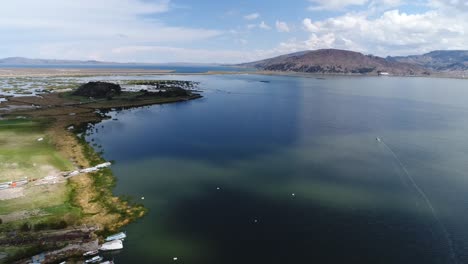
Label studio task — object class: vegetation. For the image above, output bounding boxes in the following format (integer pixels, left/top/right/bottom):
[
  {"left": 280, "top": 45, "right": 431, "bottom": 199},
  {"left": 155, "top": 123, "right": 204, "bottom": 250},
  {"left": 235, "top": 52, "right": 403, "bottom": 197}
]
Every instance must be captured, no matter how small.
[
  {"left": 72, "top": 81, "right": 122, "bottom": 99},
  {"left": 124, "top": 80, "right": 199, "bottom": 89},
  {"left": 0, "top": 78, "right": 201, "bottom": 262}
]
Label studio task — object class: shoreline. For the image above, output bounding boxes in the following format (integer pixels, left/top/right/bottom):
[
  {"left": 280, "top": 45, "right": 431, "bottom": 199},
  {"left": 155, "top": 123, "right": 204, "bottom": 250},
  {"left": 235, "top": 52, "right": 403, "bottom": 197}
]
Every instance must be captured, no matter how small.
[
  {"left": 0, "top": 67, "right": 466, "bottom": 80},
  {"left": 0, "top": 87, "right": 202, "bottom": 263}
]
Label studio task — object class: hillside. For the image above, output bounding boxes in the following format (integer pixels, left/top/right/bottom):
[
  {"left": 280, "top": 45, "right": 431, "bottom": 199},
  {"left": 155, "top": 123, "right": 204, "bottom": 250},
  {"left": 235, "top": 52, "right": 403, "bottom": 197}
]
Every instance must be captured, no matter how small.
[
  {"left": 388, "top": 50, "right": 468, "bottom": 72},
  {"left": 240, "top": 49, "right": 428, "bottom": 75}
]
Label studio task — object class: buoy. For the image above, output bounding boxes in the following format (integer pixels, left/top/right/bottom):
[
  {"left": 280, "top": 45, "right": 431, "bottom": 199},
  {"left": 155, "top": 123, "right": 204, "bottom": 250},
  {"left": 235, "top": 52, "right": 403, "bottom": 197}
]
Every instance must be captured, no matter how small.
[
  {"left": 292, "top": 193, "right": 295, "bottom": 197},
  {"left": 216, "top": 187, "right": 220, "bottom": 190},
  {"left": 173, "top": 257, "right": 178, "bottom": 261},
  {"left": 141, "top": 197, "right": 145, "bottom": 200}
]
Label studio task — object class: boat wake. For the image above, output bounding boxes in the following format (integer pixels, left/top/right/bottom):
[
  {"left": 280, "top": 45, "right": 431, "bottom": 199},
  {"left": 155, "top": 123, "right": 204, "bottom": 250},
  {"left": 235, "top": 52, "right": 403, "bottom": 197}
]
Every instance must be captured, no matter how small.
[{"left": 378, "top": 138, "right": 458, "bottom": 264}]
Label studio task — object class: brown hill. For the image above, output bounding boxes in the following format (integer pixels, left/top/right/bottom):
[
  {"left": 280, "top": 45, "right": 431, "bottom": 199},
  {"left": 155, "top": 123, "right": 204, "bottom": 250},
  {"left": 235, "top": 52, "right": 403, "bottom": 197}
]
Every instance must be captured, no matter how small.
[{"left": 240, "top": 49, "right": 429, "bottom": 76}]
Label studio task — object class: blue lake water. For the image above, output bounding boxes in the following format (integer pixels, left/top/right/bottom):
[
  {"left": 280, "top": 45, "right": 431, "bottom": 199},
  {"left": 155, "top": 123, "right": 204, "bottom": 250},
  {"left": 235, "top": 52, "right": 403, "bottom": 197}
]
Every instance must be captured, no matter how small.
[{"left": 86, "top": 74, "right": 468, "bottom": 264}]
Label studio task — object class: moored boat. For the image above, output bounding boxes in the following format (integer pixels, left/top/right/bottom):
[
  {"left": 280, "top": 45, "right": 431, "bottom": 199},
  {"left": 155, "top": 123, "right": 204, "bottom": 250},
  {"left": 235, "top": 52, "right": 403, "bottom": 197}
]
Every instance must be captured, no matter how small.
[
  {"left": 85, "top": 255, "right": 103, "bottom": 263},
  {"left": 105, "top": 232, "right": 126, "bottom": 241},
  {"left": 83, "top": 250, "right": 99, "bottom": 257},
  {"left": 100, "top": 240, "right": 123, "bottom": 251}
]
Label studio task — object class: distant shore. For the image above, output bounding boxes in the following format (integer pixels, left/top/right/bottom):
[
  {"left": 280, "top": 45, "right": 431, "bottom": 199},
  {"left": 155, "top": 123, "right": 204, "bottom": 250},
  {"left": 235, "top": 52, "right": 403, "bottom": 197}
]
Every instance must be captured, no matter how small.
[
  {"left": 0, "top": 67, "right": 466, "bottom": 79},
  {"left": 0, "top": 68, "right": 176, "bottom": 77}
]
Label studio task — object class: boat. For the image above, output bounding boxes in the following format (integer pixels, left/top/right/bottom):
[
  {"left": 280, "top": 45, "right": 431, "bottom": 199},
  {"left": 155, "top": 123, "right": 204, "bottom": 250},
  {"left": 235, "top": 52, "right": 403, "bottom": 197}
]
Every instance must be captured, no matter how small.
[
  {"left": 376, "top": 137, "right": 381, "bottom": 142},
  {"left": 85, "top": 256, "right": 103, "bottom": 263},
  {"left": 100, "top": 240, "right": 123, "bottom": 251},
  {"left": 100, "top": 261, "right": 114, "bottom": 264},
  {"left": 105, "top": 232, "right": 126, "bottom": 242},
  {"left": 83, "top": 250, "right": 99, "bottom": 257}
]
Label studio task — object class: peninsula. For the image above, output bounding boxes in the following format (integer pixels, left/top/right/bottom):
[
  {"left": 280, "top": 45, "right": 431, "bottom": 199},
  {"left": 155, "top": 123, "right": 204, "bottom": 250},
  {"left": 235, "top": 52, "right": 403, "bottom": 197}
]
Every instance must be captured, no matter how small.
[{"left": 0, "top": 79, "right": 201, "bottom": 263}]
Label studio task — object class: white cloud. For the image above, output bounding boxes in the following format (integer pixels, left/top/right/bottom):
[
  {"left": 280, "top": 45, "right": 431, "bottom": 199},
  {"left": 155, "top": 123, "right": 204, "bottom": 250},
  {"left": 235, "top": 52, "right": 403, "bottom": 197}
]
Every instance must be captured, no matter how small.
[
  {"left": 299, "top": 7, "right": 468, "bottom": 56},
  {"left": 246, "top": 21, "right": 271, "bottom": 30},
  {"left": 244, "top": 13, "right": 260, "bottom": 20},
  {"left": 308, "top": 0, "right": 369, "bottom": 10},
  {"left": 303, "top": 18, "right": 319, "bottom": 32},
  {"left": 111, "top": 45, "right": 257, "bottom": 63},
  {"left": 275, "top": 21, "right": 290, "bottom": 32},
  {"left": 0, "top": 0, "right": 221, "bottom": 60},
  {"left": 429, "top": 0, "right": 468, "bottom": 11},
  {"left": 259, "top": 21, "right": 272, "bottom": 30}
]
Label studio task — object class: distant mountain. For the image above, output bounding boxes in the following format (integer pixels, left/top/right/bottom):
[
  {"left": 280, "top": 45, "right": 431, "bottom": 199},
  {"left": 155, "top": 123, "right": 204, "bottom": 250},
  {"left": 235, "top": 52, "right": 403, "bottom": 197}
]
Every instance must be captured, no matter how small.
[
  {"left": 0, "top": 57, "right": 118, "bottom": 65},
  {"left": 388, "top": 50, "right": 468, "bottom": 72},
  {"left": 239, "top": 49, "right": 428, "bottom": 76},
  {"left": 0, "top": 57, "right": 225, "bottom": 66}
]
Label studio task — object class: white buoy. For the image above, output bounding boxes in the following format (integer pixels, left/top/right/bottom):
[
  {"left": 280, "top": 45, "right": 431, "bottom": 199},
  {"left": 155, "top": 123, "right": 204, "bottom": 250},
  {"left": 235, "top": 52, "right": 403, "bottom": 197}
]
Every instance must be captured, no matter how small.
[
  {"left": 173, "top": 257, "right": 178, "bottom": 261},
  {"left": 141, "top": 197, "right": 145, "bottom": 200},
  {"left": 216, "top": 187, "right": 220, "bottom": 190},
  {"left": 292, "top": 193, "right": 295, "bottom": 197}
]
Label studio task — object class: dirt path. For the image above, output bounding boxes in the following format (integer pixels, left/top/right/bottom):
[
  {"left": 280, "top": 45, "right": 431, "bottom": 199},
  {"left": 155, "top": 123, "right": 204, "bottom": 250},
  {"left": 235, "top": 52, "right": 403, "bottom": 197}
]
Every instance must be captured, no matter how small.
[{"left": 0, "top": 188, "right": 24, "bottom": 201}]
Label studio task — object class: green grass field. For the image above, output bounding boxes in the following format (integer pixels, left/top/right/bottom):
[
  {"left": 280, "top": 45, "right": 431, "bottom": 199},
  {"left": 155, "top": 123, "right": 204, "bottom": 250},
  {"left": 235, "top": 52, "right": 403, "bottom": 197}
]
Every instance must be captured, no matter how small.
[
  {"left": 0, "top": 118, "right": 78, "bottom": 222},
  {"left": 0, "top": 119, "right": 73, "bottom": 183}
]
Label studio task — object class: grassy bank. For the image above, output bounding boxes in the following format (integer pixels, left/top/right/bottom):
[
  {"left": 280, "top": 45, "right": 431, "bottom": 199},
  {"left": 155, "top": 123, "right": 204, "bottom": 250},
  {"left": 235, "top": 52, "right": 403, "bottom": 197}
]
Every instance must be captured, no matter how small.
[
  {"left": 0, "top": 80, "right": 202, "bottom": 262},
  {"left": 0, "top": 118, "right": 82, "bottom": 262}
]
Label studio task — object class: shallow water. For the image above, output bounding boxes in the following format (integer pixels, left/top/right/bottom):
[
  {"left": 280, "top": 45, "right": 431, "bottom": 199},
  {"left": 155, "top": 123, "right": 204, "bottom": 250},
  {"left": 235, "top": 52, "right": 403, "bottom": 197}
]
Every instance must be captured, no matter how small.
[{"left": 86, "top": 74, "right": 468, "bottom": 264}]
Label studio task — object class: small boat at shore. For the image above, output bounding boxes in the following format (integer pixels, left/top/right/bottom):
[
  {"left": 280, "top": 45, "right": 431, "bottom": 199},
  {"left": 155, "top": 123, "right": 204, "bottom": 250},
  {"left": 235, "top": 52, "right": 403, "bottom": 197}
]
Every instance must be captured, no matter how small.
[
  {"left": 100, "top": 261, "right": 114, "bottom": 264},
  {"left": 105, "top": 232, "right": 126, "bottom": 242},
  {"left": 100, "top": 240, "right": 123, "bottom": 251},
  {"left": 85, "top": 255, "right": 103, "bottom": 263},
  {"left": 83, "top": 250, "right": 99, "bottom": 257}
]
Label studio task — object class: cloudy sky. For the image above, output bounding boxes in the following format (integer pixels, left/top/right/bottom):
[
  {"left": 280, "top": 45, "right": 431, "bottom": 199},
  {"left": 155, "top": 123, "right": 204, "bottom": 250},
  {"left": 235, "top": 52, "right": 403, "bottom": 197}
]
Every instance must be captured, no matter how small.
[{"left": 0, "top": 0, "right": 466, "bottom": 63}]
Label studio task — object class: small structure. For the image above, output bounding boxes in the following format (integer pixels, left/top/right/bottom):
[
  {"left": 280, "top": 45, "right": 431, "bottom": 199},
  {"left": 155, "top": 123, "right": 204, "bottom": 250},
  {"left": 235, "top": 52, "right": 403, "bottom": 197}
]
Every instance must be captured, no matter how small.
[
  {"left": 31, "top": 253, "right": 46, "bottom": 264},
  {"left": 0, "top": 182, "right": 12, "bottom": 190},
  {"left": 378, "top": 71, "right": 390, "bottom": 76},
  {"left": 63, "top": 162, "right": 112, "bottom": 177}
]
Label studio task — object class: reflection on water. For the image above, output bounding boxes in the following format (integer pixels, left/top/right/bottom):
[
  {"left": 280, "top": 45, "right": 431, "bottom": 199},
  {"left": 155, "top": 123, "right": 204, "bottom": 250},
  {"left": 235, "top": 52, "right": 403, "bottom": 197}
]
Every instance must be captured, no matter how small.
[{"left": 87, "top": 75, "right": 468, "bottom": 264}]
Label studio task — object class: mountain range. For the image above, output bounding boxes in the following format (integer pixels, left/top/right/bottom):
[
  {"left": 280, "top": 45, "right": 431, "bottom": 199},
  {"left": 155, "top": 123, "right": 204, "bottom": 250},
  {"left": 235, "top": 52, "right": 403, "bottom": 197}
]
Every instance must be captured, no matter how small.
[
  {"left": 239, "top": 49, "right": 468, "bottom": 76},
  {"left": 387, "top": 50, "right": 468, "bottom": 72},
  {"left": 0, "top": 57, "right": 114, "bottom": 65},
  {"left": 1, "top": 50, "right": 467, "bottom": 76}
]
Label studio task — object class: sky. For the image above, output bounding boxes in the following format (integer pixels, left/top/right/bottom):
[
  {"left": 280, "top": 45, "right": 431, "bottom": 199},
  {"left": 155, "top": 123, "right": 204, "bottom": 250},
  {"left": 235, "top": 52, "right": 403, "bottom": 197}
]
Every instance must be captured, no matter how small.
[{"left": 0, "top": 0, "right": 466, "bottom": 63}]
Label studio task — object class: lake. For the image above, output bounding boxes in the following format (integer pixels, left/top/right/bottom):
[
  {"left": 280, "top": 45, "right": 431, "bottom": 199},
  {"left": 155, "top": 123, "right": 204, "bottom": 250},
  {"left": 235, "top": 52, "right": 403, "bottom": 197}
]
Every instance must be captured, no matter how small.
[{"left": 86, "top": 74, "right": 468, "bottom": 264}]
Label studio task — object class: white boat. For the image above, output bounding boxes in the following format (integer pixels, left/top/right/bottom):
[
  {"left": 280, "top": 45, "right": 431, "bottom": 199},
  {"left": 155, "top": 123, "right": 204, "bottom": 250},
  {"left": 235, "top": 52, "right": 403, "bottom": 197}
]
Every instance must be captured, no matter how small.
[
  {"left": 105, "top": 232, "right": 126, "bottom": 242},
  {"left": 100, "top": 261, "right": 114, "bottom": 264},
  {"left": 83, "top": 250, "right": 99, "bottom": 256},
  {"left": 100, "top": 240, "right": 123, "bottom": 251},
  {"left": 376, "top": 137, "right": 381, "bottom": 142},
  {"left": 85, "top": 256, "right": 103, "bottom": 263}
]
